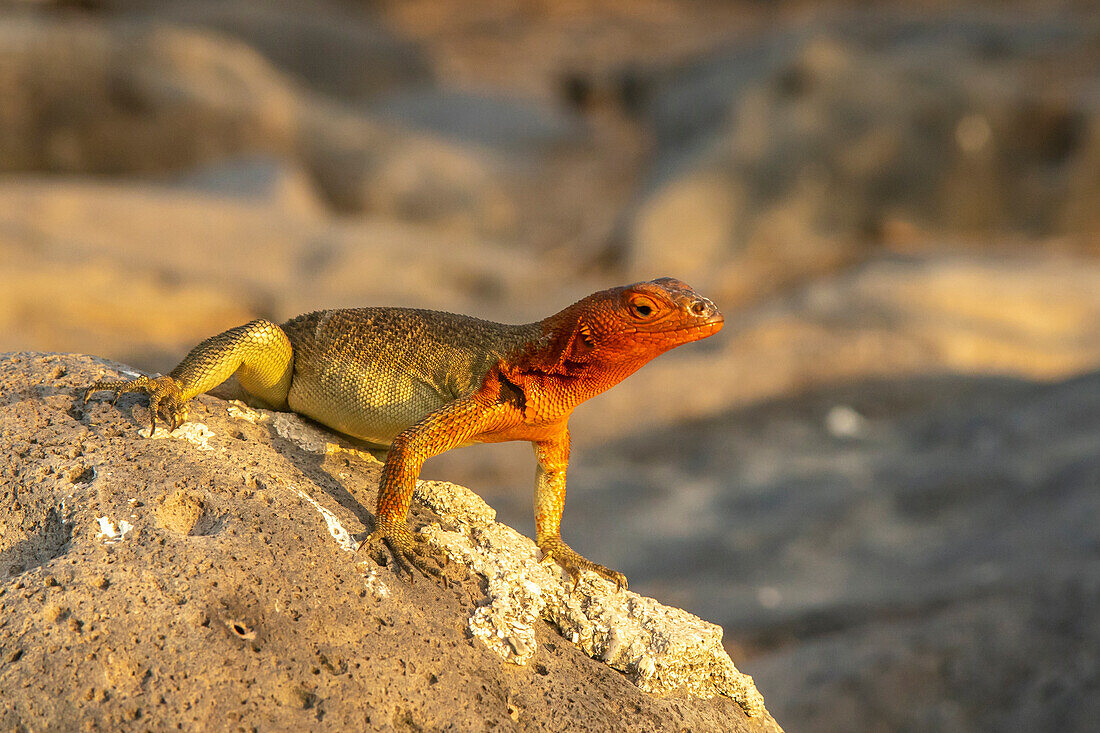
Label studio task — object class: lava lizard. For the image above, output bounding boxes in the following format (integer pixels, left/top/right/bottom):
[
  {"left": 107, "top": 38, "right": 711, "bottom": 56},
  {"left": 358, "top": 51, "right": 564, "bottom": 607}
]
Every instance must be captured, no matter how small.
[{"left": 83, "top": 278, "right": 724, "bottom": 588}]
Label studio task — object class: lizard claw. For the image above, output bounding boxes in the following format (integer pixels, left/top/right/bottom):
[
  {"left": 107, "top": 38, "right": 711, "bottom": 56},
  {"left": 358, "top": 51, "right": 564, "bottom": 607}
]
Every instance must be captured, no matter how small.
[
  {"left": 84, "top": 375, "right": 189, "bottom": 434},
  {"left": 539, "top": 536, "right": 628, "bottom": 592},
  {"left": 360, "top": 521, "right": 446, "bottom": 583}
]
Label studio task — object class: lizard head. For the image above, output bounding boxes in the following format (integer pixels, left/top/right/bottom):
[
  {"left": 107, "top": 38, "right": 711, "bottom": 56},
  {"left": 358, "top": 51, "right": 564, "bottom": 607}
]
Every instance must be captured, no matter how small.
[
  {"left": 546, "top": 278, "right": 724, "bottom": 373},
  {"left": 610, "top": 277, "right": 724, "bottom": 348},
  {"left": 503, "top": 278, "right": 724, "bottom": 417}
]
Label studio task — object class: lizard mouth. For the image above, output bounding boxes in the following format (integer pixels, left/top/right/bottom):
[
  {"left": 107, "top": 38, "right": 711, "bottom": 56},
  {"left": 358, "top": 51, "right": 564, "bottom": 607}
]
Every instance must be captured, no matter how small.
[
  {"left": 634, "top": 314, "right": 724, "bottom": 343},
  {"left": 664, "top": 313, "right": 725, "bottom": 335}
]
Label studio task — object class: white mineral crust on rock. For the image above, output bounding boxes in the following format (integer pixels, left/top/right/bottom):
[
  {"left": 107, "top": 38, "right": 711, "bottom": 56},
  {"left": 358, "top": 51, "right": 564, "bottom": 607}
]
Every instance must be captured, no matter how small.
[
  {"left": 416, "top": 479, "right": 766, "bottom": 717},
  {"left": 139, "top": 421, "right": 215, "bottom": 450},
  {"left": 226, "top": 400, "right": 270, "bottom": 424},
  {"left": 295, "top": 487, "right": 357, "bottom": 552}
]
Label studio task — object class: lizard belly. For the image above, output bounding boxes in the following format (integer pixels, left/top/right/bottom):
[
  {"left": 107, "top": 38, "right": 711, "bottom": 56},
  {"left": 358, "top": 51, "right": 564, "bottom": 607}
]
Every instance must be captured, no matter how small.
[{"left": 286, "top": 362, "right": 448, "bottom": 445}]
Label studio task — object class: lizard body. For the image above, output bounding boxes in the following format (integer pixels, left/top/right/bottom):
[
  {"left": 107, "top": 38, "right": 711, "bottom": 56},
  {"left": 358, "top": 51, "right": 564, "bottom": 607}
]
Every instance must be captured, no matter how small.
[{"left": 84, "top": 278, "right": 724, "bottom": 587}]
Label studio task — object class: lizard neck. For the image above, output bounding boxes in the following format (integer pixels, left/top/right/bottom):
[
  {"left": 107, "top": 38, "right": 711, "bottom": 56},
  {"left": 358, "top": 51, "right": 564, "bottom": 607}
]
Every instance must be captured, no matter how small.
[{"left": 498, "top": 307, "right": 652, "bottom": 425}]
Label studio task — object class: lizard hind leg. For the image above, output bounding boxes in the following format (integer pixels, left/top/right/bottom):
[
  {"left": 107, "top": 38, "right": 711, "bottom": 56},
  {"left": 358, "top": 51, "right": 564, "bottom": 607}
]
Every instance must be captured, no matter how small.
[
  {"left": 82, "top": 318, "right": 293, "bottom": 435},
  {"left": 83, "top": 374, "right": 189, "bottom": 434},
  {"left": 169, "top": 319, "right": 294, "bottom": 411}
]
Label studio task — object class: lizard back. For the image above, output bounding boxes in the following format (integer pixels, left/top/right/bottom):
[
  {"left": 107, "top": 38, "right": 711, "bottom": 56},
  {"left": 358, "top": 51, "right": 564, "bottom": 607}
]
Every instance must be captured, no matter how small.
[{"left": 282, "top": 308, "right": 538, "bottom": 445}]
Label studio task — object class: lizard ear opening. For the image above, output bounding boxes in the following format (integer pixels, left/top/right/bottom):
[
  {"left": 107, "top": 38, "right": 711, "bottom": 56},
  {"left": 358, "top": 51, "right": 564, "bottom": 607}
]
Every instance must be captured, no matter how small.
[
  {"left": 503, "top": 317, "right": 595, "bottom": 384},
  {"left": 539, "top": 320, "right": 596, "bottom": 376},
  {"left": 559, "top": 322, "right": 596, "bottom": 371}
]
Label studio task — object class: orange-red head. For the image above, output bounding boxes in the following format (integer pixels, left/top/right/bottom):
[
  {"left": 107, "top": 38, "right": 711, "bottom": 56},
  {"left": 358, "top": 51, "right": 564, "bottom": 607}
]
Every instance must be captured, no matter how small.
[
  {"left": 537, "top": 277, "right": 723, "bottom": 380},
  {"left": 595, "top": 277, "right": 724, "bottom": 354},
  {"left": 501, "top": 278, "right": 724, "bottom": 423}
]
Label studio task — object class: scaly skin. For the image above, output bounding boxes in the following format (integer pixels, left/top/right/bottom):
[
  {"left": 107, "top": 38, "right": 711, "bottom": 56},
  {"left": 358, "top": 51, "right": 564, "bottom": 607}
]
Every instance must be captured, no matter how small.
[{"left": 83, "top": 278, "right": 724, "bottom": 588}]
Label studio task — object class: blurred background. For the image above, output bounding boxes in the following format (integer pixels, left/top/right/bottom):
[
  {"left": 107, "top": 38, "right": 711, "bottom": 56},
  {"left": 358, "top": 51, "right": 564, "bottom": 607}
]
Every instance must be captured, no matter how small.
[{"left": 2, "top": 0, "right": 1099, "bottom": 729}]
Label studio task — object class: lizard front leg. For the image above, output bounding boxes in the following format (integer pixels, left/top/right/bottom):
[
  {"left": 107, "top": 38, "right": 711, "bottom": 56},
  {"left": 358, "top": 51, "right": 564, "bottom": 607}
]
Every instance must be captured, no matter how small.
[
  {"left": 362, "top": 392, "right": 517, "bottom": 580},
  {"left": 535, "top": 430, "right": 628, "bottom": 591},
  {"left": 83, "top": 319, "right": 293, "bottom": 434}
]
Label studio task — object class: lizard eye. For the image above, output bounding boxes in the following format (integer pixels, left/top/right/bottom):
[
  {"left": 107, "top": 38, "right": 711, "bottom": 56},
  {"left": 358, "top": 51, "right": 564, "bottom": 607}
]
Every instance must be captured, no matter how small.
[{"left": 627, "top": 295, "right": 659, "bottom": 321}]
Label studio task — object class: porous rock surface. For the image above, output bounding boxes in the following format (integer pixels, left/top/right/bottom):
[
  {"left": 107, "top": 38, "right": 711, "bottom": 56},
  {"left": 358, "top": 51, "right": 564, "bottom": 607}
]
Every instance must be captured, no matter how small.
[{"left": 0, "top": 352, "right": 780, "bottom": 732}]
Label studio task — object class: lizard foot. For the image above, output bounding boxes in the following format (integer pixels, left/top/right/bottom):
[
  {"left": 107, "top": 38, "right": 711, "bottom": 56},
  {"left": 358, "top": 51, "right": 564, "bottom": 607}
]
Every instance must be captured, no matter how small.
[
  {"left": 538, "top": 536, "right": 628, "bottom": 592},
  {"left": 84, "top": 375, "right": 190, "bottom": 434},
  {"left": 360, "top": 520, "right": 446, "bottom": 583}
]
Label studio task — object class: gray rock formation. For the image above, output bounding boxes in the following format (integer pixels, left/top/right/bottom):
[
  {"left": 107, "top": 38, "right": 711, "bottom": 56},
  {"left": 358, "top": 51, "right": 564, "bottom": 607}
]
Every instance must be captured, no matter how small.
[
  {"left": 565, "top": 367, "right": 1100, "bottom": 733},
  {"left": 0, "top": 14, "right": 515, "bottom": 232},
  {"left": 127, "top": 0, "right": 433, "bottom": 101},
  {"left": 623, "top": 12, "right": 1100, "bottom": 305}
]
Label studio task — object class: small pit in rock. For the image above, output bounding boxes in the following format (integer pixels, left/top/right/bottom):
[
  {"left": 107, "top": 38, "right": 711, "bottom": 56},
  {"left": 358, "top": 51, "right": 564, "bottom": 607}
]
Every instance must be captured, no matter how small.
[
  {"left": 228, "top": 620, "right": 256, "bottom": 641},
  {"left": 221, "top": 615, "right": 262, "bottom": 652}
]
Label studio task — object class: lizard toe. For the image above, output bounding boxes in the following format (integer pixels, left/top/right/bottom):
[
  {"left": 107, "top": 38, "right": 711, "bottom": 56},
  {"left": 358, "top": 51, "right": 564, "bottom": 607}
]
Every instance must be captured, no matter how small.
[
  {"left": 540, "top": 537, "right": 628, "bottom": 592},
  {"left": 396, "top": 543, "right": 444, "bottom": 581},
  {"left": 83, "top": 376, "right": 148, "bottom": 406},
  {"left": 363, "top": 524, "right": 446, "bottom": 583},
  {"left": 602, "top": 568, "right": 628, "bottom": 592},
  {"left": 82, "top": 374, "right": 189, "bottom": 435},
  {"left": 159, "top": 395, "right": 189, "bottom": 433},
  {"left": 140, "top": 376, "right": 187, "bottom": 434}
]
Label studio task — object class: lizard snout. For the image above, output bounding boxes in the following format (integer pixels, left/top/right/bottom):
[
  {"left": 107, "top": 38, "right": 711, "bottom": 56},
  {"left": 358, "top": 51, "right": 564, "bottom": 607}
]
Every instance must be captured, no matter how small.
[{"left": 686, "top": 295, "right": 723, "bottom": 325}]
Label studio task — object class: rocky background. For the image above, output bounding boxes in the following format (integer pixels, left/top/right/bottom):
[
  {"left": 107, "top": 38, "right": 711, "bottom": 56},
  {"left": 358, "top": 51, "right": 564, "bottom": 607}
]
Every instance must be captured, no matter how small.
[{"left": 1, "top": 0, "right": 1098, "bottom": 730}]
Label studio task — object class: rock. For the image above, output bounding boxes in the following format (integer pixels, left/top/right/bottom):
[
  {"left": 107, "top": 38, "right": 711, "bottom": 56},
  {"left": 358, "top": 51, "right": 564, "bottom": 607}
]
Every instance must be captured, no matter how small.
[
  {"left": 748, "top": 583, "right": 1100, "bottom": 733},
  {"left": 0, "top": 352, "right": 781, "bottom": 731},
  {"left": 571, "top": 365, "right": 1100, "bottom": 733},
  {"left": 424, "top": 518, "right": 766, "bottom": 715},
  {"left": 0, "top": 14, "right": 521, "bottom": 233},
  {"left": 300, "top": 106, "right": 519, "bottom": 234},
  {"left": 155, "top": 489, "right": 217, "bottom": 536},
  {"left": 745, "top": 253, "right": 1100, "bottom": 380},
  {"left": 624, "top": 14, "right": 1100, "bottom": 305},
  {"left": 130, "top": 0, "right": 432, "bottom": 101},
  {"left": 370, "top": 90, "right": 585, "bottom": 150},
  {"left": 0, "top": 18, "right": 299, "bottom": 174},
  {"left": 170, "top": 155, "right": 326, "bottom": 218}
]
